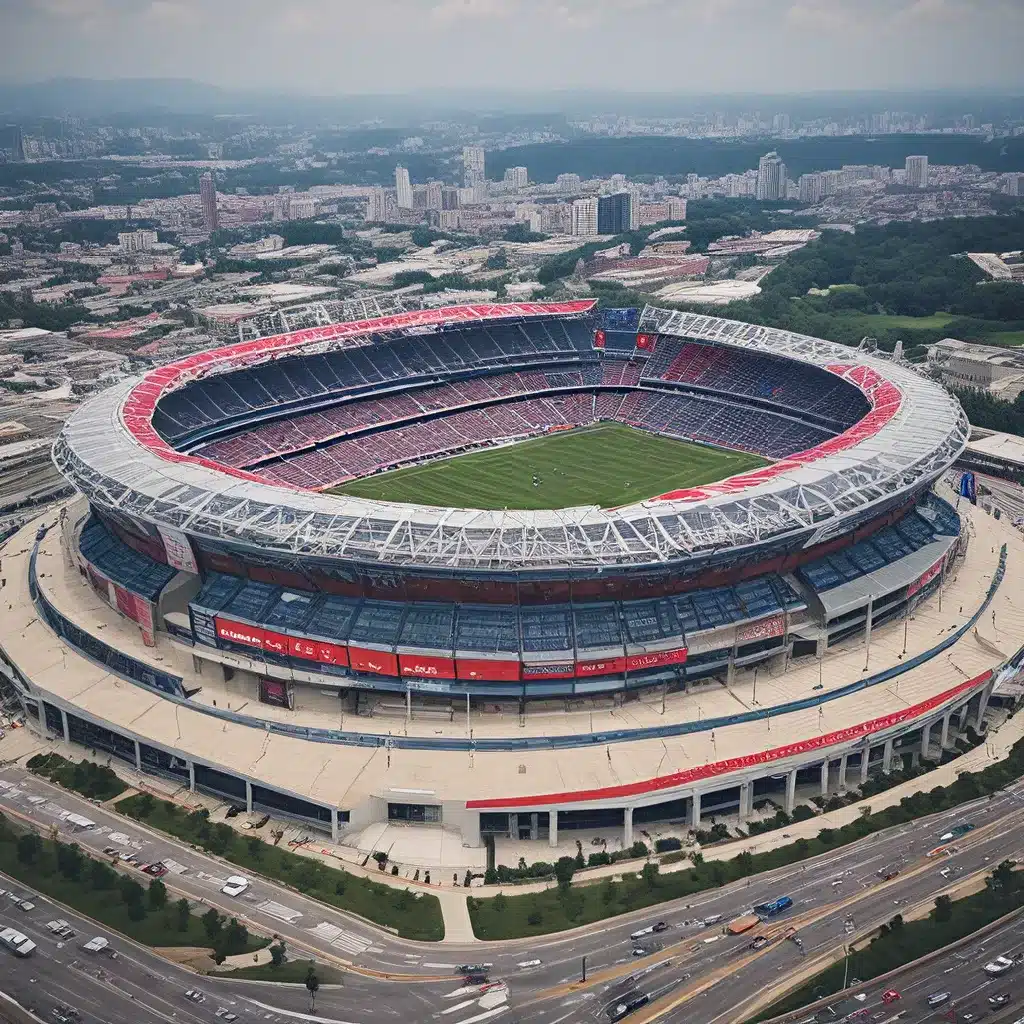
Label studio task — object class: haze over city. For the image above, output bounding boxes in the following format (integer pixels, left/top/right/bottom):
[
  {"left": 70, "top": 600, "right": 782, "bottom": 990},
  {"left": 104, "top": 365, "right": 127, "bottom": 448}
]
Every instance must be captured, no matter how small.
[{"left": 2, "top": 0, "right": 1023, "bottom": 95}]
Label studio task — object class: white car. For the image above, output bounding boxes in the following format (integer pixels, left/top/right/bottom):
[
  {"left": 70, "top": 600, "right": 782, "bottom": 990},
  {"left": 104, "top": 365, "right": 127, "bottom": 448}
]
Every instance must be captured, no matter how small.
[
  {"left": 0, "top": 927, "right": 36, "bottom": 957},
  {"left": 983, "top": 955, "right": 1014, "bottom": 976},
  {"left": 221, "top": 875, "right": 250, "bottom": 897}
]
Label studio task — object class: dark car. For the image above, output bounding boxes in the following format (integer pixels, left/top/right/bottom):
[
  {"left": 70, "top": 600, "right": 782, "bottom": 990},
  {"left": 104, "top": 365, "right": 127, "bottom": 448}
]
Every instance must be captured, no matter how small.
[
  {"left": 926, "top": 992, "right": 950, "bottom": 1007},
  {"left": 652, "top": 922, "right": 669, "bottom": 933},
  {"left": 988, "top": 992, "right": 1010, "bottom": 1007},
  {"left": 610, "top": 994, "right": 650, "bottom": 1021}
]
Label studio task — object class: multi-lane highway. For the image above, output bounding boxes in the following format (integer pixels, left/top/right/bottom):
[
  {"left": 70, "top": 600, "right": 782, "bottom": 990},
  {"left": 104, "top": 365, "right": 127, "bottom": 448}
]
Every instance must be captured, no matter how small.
[{"left": 0, "top": 763, "right": 1023, "bottom": 1024}]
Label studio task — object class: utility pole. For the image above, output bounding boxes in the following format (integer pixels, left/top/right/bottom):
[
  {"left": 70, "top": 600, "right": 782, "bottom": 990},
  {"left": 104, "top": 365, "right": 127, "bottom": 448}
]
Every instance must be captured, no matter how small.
[{"left": 581, "top": 955, "right": 587, "bottom": 982}]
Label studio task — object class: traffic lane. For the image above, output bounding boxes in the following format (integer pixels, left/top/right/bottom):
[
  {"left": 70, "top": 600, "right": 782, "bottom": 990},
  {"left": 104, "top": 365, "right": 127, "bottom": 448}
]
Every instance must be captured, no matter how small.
[
  {"left": 511, "top": 804, "right": 1024, "bottom": 997},
  {"left": 536, "top": 823, "right": 1024, "bottom": 1024},
  {"left": 0, "top": 766, "right": 1018, "bottom": 985}
]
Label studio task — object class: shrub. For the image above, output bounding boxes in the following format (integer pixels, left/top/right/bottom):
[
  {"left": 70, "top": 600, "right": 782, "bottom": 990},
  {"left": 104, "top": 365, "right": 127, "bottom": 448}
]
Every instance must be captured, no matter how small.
[{"left": 654, "top": 837, "right": 682, "bottom": 853}]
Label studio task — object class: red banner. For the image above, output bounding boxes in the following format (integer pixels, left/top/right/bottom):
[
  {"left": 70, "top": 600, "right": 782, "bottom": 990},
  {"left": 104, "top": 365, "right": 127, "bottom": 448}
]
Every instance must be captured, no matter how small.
[
  {"left": 593, "top": 329, "right": 606, "bottom": 349},
  {"left": 260, "top": 629, "right": 290, "bottom": 656},
  {"left": 456, "top": 659, "right": 522, "bottom": 682},
  {"left": 214, "top": 617, "right": 266, "bottom": 650},
  {"left": 348, "top": 646, "right": 399, "bottom": 676},
  {"left": 466, "top": 671, "right": 990, "bottom": 809},
  {"left": 625, "top": 647, "right": 688, "bottom": 672},
  {"left": 399, "top": 653, "right": 457, "bottom": 680},
  {"left": 908, "top": 556, "right": 945, "bottom": 598},
  {"left": 575, "top": 656, "right": 626, "bottom": 677},
  {"left": 736, "top": 615, "right": 785, "bottom": 644}
]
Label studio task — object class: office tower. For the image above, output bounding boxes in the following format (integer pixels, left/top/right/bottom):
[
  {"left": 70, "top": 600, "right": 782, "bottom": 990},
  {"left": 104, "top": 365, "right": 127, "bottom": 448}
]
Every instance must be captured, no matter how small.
[
  {"left": 199, "top": 172, "right": 218, "bottom": 232},
  {"left": 395, "top": 165, "right": 413, "bottom": 209},
  {"left": 7, "top": 124, "right": 25, "bottom": 162},
  {"left": 756, "top": 152, "right": 787, "bottom": 201},
  {"left": 463, "top": 146, "right": 485, "bottom": 188},
  {"left": 571, "top": 197, "right": 599, "bottom": 237},
  {"left": 772, "top": 113, "right": 791, "bottom": 133},
  {"left": 503, "top": 166, "right": 528, "bottom": 190},
  {"left": 441, "top": 187, "right": 460, "bottom": 211},
  {"left": 905, "top": 155, "right": 929, "bottom": 189},
  {"left": 798, "top": 173, "right": 824, "bottom": 205},
  {"left": 597, "top": 192, "right": 632, "bottom": 235},
  {"left": 556, "top": 173, "right": 581, "bottom": 194},
  {"left": 425, "top": 181, "right": 443, "bottom": 211},
  {"left": 366, "top": 188, "right": 388, "bottom": 222},
  {"left": 628, "top": 189, "right": 641, "bottom": 230}
]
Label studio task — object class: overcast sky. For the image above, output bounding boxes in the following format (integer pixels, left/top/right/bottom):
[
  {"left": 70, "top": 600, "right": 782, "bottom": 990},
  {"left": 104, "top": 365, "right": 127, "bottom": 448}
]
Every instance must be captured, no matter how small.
[{"left": 2, "top": 0, "right": 1023, "bottom": 96}]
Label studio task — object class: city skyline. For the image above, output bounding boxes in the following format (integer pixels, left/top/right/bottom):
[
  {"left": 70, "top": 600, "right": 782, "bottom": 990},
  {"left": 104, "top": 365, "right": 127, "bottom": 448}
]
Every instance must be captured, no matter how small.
[{"left": 1, "top": 0, "right": 1022, "bottom": 96}]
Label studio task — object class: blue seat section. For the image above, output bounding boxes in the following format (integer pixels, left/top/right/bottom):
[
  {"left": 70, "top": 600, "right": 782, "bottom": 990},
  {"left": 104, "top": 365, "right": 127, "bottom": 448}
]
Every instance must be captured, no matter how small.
[
  {"left": 798, "top": 506, "right": 961, "bottom": 594},
  {"left": 153, "top": 317, "right": 597, "bottom": 443},
  {"left": 520, "top": 604, "right": 573, "bottom": 654},
  {"left": 78, "top": 518, "right": 176, "bottom": 601},
  {"left": 454, "top": 605, "right": 520, "bottom": 655},
  {"left": 349, "top": 601, "right": 405, "bottom": 646},
  {"left": 620, "top": 599, "right": 683, "bottom": 645},
  {"left": 192, "top": 572, "right": 245, "bottom": 613},
  {"left": 302, "top": 595, "right": 361, "bottom": 642},
  {"left": 222, "top": 580, "right": 279, "bottom": 623},
  {"left": 398, "top": 604, "right": 456, "bottom": 651},
  {"left": 573, "top": 603, "right": 623, "bottom": 652}
]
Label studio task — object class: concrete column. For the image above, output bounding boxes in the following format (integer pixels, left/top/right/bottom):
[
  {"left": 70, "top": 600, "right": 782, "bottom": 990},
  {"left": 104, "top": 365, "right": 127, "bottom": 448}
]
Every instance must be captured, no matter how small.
[
  {"left": 508, "top": 813, "right": 519, "bottom": 839},
  {"left": 815, "top": 634, "right": 826, "bottom": 659},
  {"left": 860, "top": 749, "right": 870, "bottom": 785},
  {"left": 245, "top": 779, "right": 253, "bottom": 814},
  {"left": 921, "top": 723, "right": 931, "bottom": 759},
  {"left": 975, "top": 684, "right": 993, "bottom": 731},
  {"left": 819, "top": 759, "right": 830, "bottom": 797},
  {"left": 188, "top": 760, "right": 195, "bottom": 792},
  {"left": 957, "top": 703, "right": 970, "bottom": 729},
  {"left": 548, "top": 810, "right": 559, "bottom": 848},
  {"left": 134, "top": 739, "right": 141, "bottom": 771},
  {"left": 60, "top": 707, "right": 70, "bottom": 745},
  {"left": 941, "top": 713, "right": 951, "bottom": 749},
  {"left": 838, "top": 753, "right": 849, "bottom": 791},
  {"left": 739, "top": 781, "right": 753, "bottom": 819},
  {"left": 863, "top": 597, "right": 874, "bottom": 669},
  {"left": 530, "top": 813, "right": 539, "bottom": 841},
  {"left": 785, "top": 770, "right": 797, "bottom": 814},
  {"left": 624, "top": 806, "right": 634, "bottom": 847},
  {"left": 331, "top": 807, "right": 339, "bottom": 843},
  {"left": 882, "top": 738, "right": 894, "bottom": 774},
  {"left": 690, "top": 791, "right": 702, "bottom": 828},
  {"left": 726, "top": 646, "right": 736, "bottom": 688},
  {"left": 406, "top": 688, "right": 412, "bottom": 722}
]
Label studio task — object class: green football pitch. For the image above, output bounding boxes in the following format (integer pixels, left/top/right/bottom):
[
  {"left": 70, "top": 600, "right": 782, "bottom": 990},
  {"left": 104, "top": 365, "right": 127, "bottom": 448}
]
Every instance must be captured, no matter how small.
[{"left": 330, "top": 423, "right": 768, "bottom": 510}]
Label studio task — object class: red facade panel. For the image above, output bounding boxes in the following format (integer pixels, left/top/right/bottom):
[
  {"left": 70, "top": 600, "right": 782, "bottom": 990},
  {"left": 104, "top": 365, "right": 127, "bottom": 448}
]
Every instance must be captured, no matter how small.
[
  {"left": 398, "top": 654, "right": 457, "bottom": 680},
  {"left": 574, "top": 656, "right": 627, "bottom": 677},
  {"left": 455, "top": 659, "right": 522, "bottom": 682},
  {"left": 348, "top": 646, "right": 399, "bottom": 676},
  {"left": 214, "top": 617, "right": 266, "bottom": 650},
  {"left": 625, "top": 647, "right": 688, "bottom": 672}
]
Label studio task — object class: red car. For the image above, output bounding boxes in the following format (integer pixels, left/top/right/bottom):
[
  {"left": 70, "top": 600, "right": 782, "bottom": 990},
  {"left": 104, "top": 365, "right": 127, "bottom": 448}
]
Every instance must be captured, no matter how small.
[
  {"left": 142, "top": 863, "right": 168, "bottom": 878},
  {"left": 881, "top": 989, "right": 901, "bottom": 1005}
]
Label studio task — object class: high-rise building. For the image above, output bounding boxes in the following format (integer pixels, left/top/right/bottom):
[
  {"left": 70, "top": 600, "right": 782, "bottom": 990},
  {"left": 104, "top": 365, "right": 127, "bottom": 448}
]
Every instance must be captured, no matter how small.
[
  {"left": 441, "top": 187, "right": 461, "bottom": 211},
  {"left": 366, "top": 188, "right": 388, "bottom": 222},
  {"left": 6, "top": 124, "right": 25, "bottom": 163},
  {"left": 556, "top": 173, "right": 581, "bottom": 194},
  {"left": 798, "top": 173, "right": 824, "bottom": 205},
  {"left": 395, "top": 165, "right": 413, "bottom": 209},
  {"left": 571, "top": 197, "right": 599, "bottom": 237},
  {"left": 503, "top": 166, "right": 528, "bottom": 190},
  {"left": 772, "top": 113, "right": 791, "bottom": 133},
  {"left": 199, "top": 172, "right": 218, "bottom": 232},
  {"left": 287, "top": 196, "right": 316, "bottom": 220},
  {"left": 118, "top": 229, "right": 158, "bottom": 254},
  {"left": 463, "top": 146, "right": 485, "bottom": 188},
  {"left": 628, "top": 189, "right": 641, "bottom": 230},
  {"left": 425, "top": 181, "right": 443, "bottom": 211},
  {"left": 756, "top": 152, "right": 787, "bottom": 201},
  {"left": 1006, "top": 173, "right": 1023, "bottom": 198},
  {"left": 905, "top": 155, "right": 929, "bottom": 189},
  {"left": 597, "top": 192, "right": 632, "bottom": 235},
  {"left": 273, "top": 194, "right": 289, "bottom": 222},
  {"left": 666, "top": 197, "right": 687, "bottom": 221}
]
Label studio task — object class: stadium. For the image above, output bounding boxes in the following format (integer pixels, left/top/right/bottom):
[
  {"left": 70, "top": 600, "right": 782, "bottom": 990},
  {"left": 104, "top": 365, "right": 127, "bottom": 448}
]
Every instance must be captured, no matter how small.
[{"left": 3, "top": 300, "right": 1023, "bottom": 856}]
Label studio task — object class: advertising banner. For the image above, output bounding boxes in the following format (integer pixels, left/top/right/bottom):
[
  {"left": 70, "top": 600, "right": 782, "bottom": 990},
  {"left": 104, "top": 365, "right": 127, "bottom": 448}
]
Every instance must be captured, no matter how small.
[
  {"left": 156, "top": 525, "right": 200, "bottom": 574},
  {"left": 259, "top": 677, "right": 294, "bottom": 710}
]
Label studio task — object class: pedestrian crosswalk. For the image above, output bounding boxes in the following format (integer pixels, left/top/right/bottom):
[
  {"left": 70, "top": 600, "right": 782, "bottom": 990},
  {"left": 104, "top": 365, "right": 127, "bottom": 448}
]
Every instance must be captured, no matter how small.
[{"left": 307, "top": 921, "right": 383, "bottom": 956}]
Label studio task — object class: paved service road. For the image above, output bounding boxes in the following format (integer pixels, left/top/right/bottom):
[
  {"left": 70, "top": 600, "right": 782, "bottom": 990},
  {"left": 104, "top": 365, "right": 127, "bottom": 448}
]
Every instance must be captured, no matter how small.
[{"left": 1, "top": 764, "right": 1024, "bottom": 1023}]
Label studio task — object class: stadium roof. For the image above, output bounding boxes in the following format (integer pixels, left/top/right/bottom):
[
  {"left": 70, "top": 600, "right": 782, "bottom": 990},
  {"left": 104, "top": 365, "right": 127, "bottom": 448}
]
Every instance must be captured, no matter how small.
[{"left": 54, "top": 302, "right": 969, "bottom": 572}]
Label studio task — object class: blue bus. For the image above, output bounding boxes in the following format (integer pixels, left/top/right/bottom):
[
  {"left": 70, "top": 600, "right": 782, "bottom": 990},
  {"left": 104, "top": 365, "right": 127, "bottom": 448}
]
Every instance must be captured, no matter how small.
[{"left": 753, "top": 896, "right": 793, "bottom": 919}]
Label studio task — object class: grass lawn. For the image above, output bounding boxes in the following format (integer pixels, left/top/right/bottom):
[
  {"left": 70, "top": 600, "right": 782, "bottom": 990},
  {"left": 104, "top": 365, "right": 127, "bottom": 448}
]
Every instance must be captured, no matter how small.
[
  {"left": 980, "top": 330, "right": 1024, "bottom": 347},
  {"left": 330, "top": 423, "right": 767, "bottom": 510},
  {"left": 855, "top": 312, "right": 957, "bottom": 330},
  {"left": 117, "top": 795, "right": 445, "bottom": 941}
]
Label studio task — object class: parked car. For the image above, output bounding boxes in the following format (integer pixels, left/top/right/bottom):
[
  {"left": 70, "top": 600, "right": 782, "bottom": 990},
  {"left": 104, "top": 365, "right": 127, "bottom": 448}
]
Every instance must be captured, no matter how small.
[
  {"left": 142, "top": 863, "right": 167, "bottom": 878},
  {"left": 220, "top": 876, "right": 249, "bottom": 897}
]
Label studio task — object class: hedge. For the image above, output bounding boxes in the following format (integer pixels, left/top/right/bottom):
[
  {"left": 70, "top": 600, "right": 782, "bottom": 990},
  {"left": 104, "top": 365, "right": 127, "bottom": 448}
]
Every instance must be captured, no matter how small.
[
  {"left": 27, "top": 752, "right": 127, "bottom": 801},
  {"left": 116, "top": 794, "right": 444, "bottom": 941}
]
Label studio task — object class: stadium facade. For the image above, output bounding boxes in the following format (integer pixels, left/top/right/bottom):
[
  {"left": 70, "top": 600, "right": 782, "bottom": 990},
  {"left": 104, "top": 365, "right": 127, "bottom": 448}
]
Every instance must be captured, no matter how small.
[{"left": 3, "top": 301, "right": 1015, "bottom": 848}]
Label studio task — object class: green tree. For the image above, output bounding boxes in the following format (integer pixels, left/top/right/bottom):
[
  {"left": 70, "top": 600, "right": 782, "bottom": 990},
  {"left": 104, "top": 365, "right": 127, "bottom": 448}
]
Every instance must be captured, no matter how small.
[
  {"left": 202, "top": 907, "right": 224, "bottom": 941},
  {"left": 554, "top": 856, "right": 576, "bottom": 892},
  {"left": 641, "top": 862, "right": 660, "bottom": 890},
  {"left": 269, "top": 942, "right": 286, "bottom": 967},
  {"left": 16, "top": 832, "right": 42, "bottom": 865},
  {"left": 55, "top": 842, "right": 84, "bottom": 880},
  {"left": 934, "top": 894, "right": 953, "bottom": 922},
  {"left": 148, "top": 878, "right": 167, "bottom": 910},
  {"left": 90, "top": 858, "right": 116, "bottom": 890},
  {"left": 175, "top": 897, "right": 191, "bottom": 932}
]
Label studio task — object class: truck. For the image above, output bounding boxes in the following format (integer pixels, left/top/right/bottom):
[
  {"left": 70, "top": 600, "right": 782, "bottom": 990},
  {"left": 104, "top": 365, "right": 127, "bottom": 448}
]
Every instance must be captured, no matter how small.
[
  {"left": 753, "top": 896, "right": 793, "bottom": 919},
  {"left": 727, "top": 914, "right": 760, "bottom": 935}
]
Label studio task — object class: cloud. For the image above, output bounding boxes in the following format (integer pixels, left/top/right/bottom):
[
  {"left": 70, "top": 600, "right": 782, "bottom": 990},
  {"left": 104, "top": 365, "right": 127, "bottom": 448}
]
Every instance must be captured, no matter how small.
[{"left": 430, "top": 0, "right": 511, "bottom": 21}]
